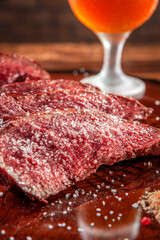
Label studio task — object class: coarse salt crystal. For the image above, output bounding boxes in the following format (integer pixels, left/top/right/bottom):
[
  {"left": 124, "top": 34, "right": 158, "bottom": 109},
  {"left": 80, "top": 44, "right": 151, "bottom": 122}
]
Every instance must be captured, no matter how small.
[
  {"left": 1, "top": 230, "right": 5, "bottom": 235},
  {"left": 96, "top": 213, "right": 101, "bottom": 217},
  {"left": 90, "top": 222, "right": 95, "bottom": 227},
  {"left": 155, "top": 100, "right": 160, "bottom": 106},
  {"left": 81, "top": 190, "right": 85, "bottom": 195},
  {"left": 78, "top": 228, "right": 84, "bottom": 232},
  {"left": 132, "top": 202, "right": 139, "bottom": 209},
  {"left": 26, "top": 237, "right": 32, "bottom": 240},
  {"left": 67, "top": 226, "right": 72, "bottom": 230},
  {"left": 58, "top": 223, "right": 66, "bottom": 227},
  {"left": 96, "top": 208, "right": 101, "bottom": 212},
  {"left": 111, "top": 189, "right": 117, "bottom": 194},
  {"left": 0, "top": 192, "right": 3, "bottom": 197},
  {"left": 48, "top": 224, "right": 53, "bottom": 229},
  {"left": 65, "top": 193, "right": 71, "bottom": 199},
  {"left": 67, "top": 206, "right": 71, "bottom": 211},
  {"left": 50, "top": 212, "right": 55, "bottom": 217}
]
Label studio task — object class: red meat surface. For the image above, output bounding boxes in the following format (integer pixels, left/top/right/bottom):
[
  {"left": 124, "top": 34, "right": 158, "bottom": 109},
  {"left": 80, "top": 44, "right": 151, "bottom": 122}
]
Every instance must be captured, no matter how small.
[
  {"left": 0, "top": 89, "right": 152, "bottom": 121},
  {"left": 0, "top": 109, "right": 159, "bottom": 201},
  {"left": 0, "top": 53, "right": 50, "bottom": 86},
  {"left": 0, "top": 79, "right": 99, "bottom": 96}
]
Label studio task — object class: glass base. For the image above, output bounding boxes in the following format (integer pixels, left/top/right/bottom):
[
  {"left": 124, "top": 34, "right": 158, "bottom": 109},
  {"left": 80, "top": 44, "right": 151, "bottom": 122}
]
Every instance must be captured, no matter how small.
[{"left": 81, "top": 73, "right": 146, "bottom": 99}]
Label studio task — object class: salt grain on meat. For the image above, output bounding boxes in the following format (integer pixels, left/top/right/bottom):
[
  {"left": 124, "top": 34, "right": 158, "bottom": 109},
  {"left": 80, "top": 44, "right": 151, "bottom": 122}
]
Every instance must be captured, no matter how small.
[{"left": 0, "top": 89, "right": 153, "bottom": 121}]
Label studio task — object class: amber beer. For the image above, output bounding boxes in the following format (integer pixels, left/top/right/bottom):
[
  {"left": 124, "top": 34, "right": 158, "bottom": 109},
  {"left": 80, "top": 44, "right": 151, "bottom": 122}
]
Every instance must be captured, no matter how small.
[{"left": 68, "top": 0, "right": 158, "bottom": 33}]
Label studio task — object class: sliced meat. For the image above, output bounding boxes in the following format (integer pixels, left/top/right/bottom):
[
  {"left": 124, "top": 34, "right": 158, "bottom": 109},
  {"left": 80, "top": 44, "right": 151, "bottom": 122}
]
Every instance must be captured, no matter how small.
[
  {"left": 0, "top": 53, "right": 50, "bottom": 86},
  {"left": 108, "top": 93, "right": 153, "bottom": 120},
  {"left": 0, "top": 109, "right": 159, "bottom": 201},
  {"left": 0, "top": 79, "right": 99, "bottom": 96},
  {"left": 0, "top": 90, "right": 153, "bottom": 121}
]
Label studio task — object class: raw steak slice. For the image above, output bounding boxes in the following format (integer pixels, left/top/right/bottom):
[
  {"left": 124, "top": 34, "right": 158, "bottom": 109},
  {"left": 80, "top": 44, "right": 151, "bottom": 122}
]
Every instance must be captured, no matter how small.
[
  {"left": 0, "top": 90, "right": 153, "bottom": 121},
  {"left": 0, "top": 109, "right": 159, "bottom": 201},
  {"left": 0, "top": 79, "right": 99, "bottom": 96},
  {"left": 0, "top": 53, "right": 50, "bottom": 87}
]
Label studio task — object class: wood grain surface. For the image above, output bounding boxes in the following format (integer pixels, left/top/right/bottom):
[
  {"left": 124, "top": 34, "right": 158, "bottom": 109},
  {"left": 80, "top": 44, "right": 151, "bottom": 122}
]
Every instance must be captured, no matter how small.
[
  {"left": 0, "top": 43, "right": 159, "bottom": 81},
  {"left": 0, "top": 72, "right": 160, "bottom": 240}
]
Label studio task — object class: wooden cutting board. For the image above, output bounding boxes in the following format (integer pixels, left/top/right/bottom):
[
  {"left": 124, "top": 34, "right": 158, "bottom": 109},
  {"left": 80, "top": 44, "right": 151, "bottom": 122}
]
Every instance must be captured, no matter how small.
[{"left": 0, "top": 74, "right": 160, "bottom": 240}]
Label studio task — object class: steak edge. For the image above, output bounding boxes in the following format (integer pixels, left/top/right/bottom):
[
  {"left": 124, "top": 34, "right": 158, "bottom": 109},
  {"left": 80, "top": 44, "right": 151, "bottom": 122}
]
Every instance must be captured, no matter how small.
[{"left": 0, "top": 53, "right": 50, "bottom": 86}]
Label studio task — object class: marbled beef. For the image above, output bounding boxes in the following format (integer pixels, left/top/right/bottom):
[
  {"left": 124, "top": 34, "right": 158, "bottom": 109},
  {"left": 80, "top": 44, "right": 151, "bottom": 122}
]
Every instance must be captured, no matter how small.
[
  {"left": 0, "top": 79, "right": 99, "bottom": 96},
  {"left": 0, "top": 89, "right": 152, "bottom": 121},
  {"left": 0, "top": 109, "right": 159, "bottom": 201},
  {"left": 0, "top": 53, "right": 50, "bottom": 86}
]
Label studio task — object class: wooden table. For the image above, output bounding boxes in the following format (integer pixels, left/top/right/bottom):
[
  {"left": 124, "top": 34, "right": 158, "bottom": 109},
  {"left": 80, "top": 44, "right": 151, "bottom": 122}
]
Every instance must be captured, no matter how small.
[{"left": 0, "top": 43, "right": 160, "bottom": 240}]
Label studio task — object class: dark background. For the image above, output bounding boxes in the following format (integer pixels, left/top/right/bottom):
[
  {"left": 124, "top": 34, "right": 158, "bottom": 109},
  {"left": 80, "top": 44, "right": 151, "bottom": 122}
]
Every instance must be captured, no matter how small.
[{"left": 0, "top": 0, "right": 159, "bottom": 44}]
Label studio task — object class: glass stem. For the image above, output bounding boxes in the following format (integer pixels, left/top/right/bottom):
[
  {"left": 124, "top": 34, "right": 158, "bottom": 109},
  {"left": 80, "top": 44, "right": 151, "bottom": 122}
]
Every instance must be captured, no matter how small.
[{"left": 96, "top": 32, "right": 130, "bottom": 86}]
